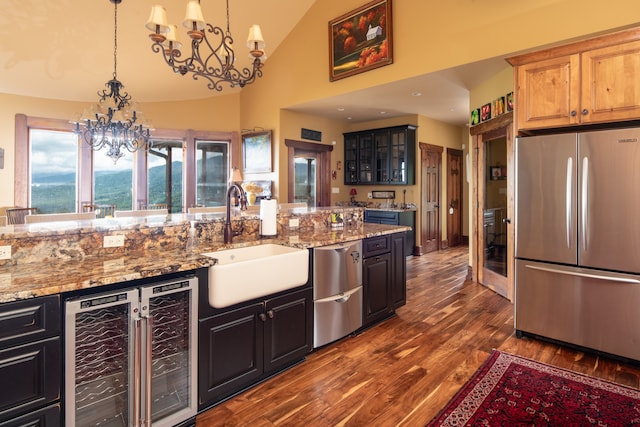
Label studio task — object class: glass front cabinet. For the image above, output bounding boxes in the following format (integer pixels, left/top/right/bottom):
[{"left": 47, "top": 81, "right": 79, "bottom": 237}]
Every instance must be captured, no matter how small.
[{"left": 344, "top": 125, "right": 416, "bottom": 185}]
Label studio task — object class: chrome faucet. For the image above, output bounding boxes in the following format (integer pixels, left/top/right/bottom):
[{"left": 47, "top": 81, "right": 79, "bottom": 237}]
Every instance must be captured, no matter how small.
[{"left": 224, "top": 183, "right": 247, "bottom": 243}]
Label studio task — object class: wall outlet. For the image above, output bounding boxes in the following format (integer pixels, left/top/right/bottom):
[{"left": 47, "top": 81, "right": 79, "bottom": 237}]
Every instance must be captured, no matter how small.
[
  {"left": 0, "top": 245, "right": 11, "bottom": 260},
  {"left": 103, "top": 235, "right": 125, "bottom": 248},
  {"left": 289, "top": 218, "right": 300, "bottom": 228},
  {"left": 331, "top": 187, "right": 339, "bottom": 194},
  {"left": 368, "top": 192, "right": 373, "bottom": 199}
]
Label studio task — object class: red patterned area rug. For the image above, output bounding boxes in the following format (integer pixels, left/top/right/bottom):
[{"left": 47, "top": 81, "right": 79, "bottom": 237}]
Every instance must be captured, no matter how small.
[{"left": 427, "top": 350, "right": 640, "bottom": 426}]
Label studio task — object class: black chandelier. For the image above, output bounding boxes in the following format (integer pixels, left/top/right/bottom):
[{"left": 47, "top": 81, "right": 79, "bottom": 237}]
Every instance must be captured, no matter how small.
[
  {"left": 145, "top": 0, "right": 267, "bottom": 92},
  {"left": 72, "top": 0, "right": 152, "bottom": 164}
]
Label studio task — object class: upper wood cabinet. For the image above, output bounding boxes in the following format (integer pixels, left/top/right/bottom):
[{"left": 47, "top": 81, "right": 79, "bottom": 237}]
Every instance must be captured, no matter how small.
[{"left": 508, "top": 27, "right": 640, "bottom": 131}]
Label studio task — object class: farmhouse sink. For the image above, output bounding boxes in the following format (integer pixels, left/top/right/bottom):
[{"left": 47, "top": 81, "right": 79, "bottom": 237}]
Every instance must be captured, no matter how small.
[{"left": 201, "top": 244, "right": 309, "bottom": 308}]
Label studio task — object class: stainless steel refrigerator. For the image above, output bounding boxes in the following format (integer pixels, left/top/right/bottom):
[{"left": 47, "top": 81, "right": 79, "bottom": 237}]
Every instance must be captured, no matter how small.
[
  {"left": 515, "top": 128, "right": 640, "bottom": 361},
  {"left": 65, "top": 276, "right": 198, "bottom": 426}
]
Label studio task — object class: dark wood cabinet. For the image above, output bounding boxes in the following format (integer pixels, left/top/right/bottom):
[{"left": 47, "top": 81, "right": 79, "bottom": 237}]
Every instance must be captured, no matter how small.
[
  {"left": 364, "top": 209, "right": 415, "bottom": 256},
  {"left": 390, "top": 233, "right": 407, "bottom": 309},
  {"left": 0, "top": 403, "right": 60, "bottom": 427},
  {"left": 198, "top": 287, "right": 312, "bottom": 409},
  {"left": 344, "top": 125, "right": 416, "bottom": 185},
  {"left": 0, "top": 296, "right": 61, "bottom": 425},
  {"left": 362, "top": 233, "right": 407, "bottom": 328},
  {"left": 198, "top": 302, "right": 264, "bottom": 407},
  {"left": 264, "top": 289, "right": 313, "bottom": 372},
  {"left": 363, "top": 252, "right": 392, "bottom": 326}
]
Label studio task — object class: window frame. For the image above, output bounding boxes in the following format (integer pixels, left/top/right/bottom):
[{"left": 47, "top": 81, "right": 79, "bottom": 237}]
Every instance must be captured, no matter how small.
[{"left": 15, "top": 114, "right": 239, "bottom": 213}]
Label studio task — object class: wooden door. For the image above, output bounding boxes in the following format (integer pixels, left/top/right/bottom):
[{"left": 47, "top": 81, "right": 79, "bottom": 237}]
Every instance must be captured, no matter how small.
[
  {"left": 446, "top": 148, "right": 463, "bottom": 247},
  {"left": 420, "top": 143, "right": 442, "bottom": 254},
  {"left": 581, "top": 39, "right": 640, "bottom": 124},
  {"left": 471, "top": 114, "right": 514, "bottom": 302}
]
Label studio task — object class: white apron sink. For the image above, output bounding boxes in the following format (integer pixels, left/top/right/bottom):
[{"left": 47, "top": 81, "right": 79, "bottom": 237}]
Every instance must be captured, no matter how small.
[{"left": 201, "top": 244, "right": 309, "bottom": 308}]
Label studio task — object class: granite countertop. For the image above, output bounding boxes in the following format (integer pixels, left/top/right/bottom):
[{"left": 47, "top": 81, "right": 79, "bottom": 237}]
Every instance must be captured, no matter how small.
[
  {"left": 364, "top": 207, "right": 417, "bottom": 212},
  {"left": 0, "top": 223, "right": 408, "bottom": 303}
]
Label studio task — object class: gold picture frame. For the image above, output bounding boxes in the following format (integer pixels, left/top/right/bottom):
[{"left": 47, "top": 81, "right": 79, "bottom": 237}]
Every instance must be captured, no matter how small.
[{"left": 329, "top": 0, "right": 393, "bottom": 81}]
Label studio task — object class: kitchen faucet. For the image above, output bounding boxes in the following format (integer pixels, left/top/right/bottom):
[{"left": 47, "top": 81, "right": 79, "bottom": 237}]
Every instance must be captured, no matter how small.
[{"left": 224, "top": 183, "right": 248, "bottom": 243}]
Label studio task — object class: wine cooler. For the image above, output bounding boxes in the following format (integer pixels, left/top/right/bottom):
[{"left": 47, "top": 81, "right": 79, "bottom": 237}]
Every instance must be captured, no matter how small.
[{"left": 65, "top": 276, "right": 198, "bottom": 426}]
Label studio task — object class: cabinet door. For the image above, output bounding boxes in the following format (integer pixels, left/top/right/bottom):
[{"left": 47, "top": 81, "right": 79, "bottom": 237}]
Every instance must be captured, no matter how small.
[
  {"left": 516, "top": 54, "right": 581, "bottom": 130},
  {"left": 344, "top": 134, "right": 358, "bottom": 184},
  {"left": 198, "top": 303, "right": 264, "bottom": 408},
  {"left": 0, "top": 338, "right": 60, "bottom": 422},
  {"left": 374, "top": 130, "right": 389, "bottom": 183},
  {"left": 390, "top": 233, "right": 407, "bottom": 309},
  {"left": 581, "top": 39, "right": 640, "bottom": 124},
  {"left": 389, "top": 128, "right": 407, "bottom": 183},
  {"left": 358, "top": 133, "right": 374, "bottom": 184},
  {"left": 363, "top": 253, "right": 392, "bottom": 326},
  {"left": 0, "top": 403, "right": 60, "bottom": 427},
  {"left": 264, "top": 288, "right": 312, "bottom": 373}
]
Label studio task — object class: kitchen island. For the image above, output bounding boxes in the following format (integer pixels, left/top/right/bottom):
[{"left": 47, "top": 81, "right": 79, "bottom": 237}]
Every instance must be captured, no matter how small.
[{"left": 0, "top": 206, "right": 409, "bottom": 426}]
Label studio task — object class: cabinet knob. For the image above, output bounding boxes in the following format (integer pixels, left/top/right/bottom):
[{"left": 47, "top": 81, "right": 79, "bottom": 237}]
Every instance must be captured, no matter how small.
[
  {"left": 259, "top": 313, "right": 267, "bottom": 322},
  {"left": 267, "top": 310, "right": 274, "bottom": 319},
  {"left": 570, "top": 110, "right": 577, "bottom": 117},
  {"left": 582, "top": 109, "right": 589, "bottom": 115}
]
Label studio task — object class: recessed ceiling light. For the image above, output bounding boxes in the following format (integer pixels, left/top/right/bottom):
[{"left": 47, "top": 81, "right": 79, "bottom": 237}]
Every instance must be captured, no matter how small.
[
  {"left": 411, "top": 92, "right": 422, "bottom": 97},
  {"left": 379, "top": 111, "right": 387, "bottom": 115},
  {"left": 347, "top": 116, "right": 353, "bottom": 120},
  {"left": 337, "top": 107, "right": 345, "bottom": 111}
]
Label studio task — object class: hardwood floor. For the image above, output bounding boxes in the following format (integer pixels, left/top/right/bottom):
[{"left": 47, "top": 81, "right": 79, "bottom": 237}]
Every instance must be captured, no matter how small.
[{"left": 196, "top": 245, "right": 640, "bottom": 426}]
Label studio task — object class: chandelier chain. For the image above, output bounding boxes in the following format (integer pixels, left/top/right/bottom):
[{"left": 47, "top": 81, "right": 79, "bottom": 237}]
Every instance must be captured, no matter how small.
[{"left": 113, "top": 0, "right": 118, "bottom": 80}]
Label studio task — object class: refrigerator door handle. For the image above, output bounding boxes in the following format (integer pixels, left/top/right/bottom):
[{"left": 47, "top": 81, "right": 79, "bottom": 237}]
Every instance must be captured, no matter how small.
[
  {"left": 525, "top": 264, "right": 640, "bottom": 284},
  {"left": 134, "top": 317, "right": 142, "bottom": 427},
  {"left": 581, "top": 156, "right": 589, "bottom": 252},
  {"left": 566, "top": 157, "right": 573, "bottom": 249}
]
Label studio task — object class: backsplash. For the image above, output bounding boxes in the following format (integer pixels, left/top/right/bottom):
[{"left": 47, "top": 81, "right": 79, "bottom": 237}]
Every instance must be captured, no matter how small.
[{"left": 0, "top": 207, "right": 364, "bottom": 266}]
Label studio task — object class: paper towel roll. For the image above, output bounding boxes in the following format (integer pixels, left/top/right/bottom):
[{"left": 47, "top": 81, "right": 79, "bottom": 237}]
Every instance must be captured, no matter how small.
[{"left": 260, "top": 199, "right": 278, "bottom": 236}]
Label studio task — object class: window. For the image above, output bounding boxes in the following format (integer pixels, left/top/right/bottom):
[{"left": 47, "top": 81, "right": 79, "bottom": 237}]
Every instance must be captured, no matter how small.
[
  {"left": 148, "top": 140, "right": 184, "bottom": 213},
  {"left": 195, "top": 140, "right": 229, "bottom": 207},
  {"left": 94, "top": 149, "right": 133, "bottom": 210},
  {"left": 15, "top": 115, "right": 239, "bottom": 213},
  {"left": 29, "top": 129, "right": 78, "bottom": 214}
]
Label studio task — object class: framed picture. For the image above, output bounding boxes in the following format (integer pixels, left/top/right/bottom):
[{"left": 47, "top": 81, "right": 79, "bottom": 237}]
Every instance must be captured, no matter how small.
[
  {"left": 242, "top": 130, "right": 272, "bottom": 173},
  {"left": 480, "top": 103, "right": 492, "bottom": 122},
  {"left": 506, "top": 92, "right": 514, "bottom": 112},
  {"left": 329, "top": 0, "right": 393, "bottom": 81},
  {"left": 491, "top": 166, "right": 502, "bottom": 180}
]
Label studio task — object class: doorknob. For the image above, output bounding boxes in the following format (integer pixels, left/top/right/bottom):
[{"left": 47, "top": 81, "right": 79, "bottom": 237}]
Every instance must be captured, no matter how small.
[
  {"left": 434, "top": 204, "right": 440, "bottom": 208},
  {"left": 502, "top": 218, "right": 511, "bottom": 224}
]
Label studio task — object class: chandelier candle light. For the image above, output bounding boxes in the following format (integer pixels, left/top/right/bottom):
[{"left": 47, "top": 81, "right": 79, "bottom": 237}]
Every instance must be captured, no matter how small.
[
  {"left": 72, "top": 0, "right": 152, "bottom": 164},
  {"left": 145, "top": 0, "right": 267, "bottom": 91}
]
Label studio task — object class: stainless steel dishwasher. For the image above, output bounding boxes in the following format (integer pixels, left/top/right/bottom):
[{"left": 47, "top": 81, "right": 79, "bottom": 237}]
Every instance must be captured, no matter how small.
[{"left": 313, "top": 240, "right": 362, "bottom": 348}]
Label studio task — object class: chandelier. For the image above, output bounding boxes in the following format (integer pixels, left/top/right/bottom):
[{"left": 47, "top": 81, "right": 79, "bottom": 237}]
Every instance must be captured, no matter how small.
[
  {"left": 145, "top": 0, "right": 267, "bottom": 91},
  {"left": 72, "top": 0, "right": 152, "bottom": 164}
]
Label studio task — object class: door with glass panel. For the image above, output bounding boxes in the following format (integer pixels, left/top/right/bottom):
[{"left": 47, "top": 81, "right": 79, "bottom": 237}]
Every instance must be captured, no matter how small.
[
  {"left": 294, "top": 151, "right": 317, "bottom": 207},
  {"left": 148, "top": 140, "right": 184, "bottom": 213},
  {"left": 475, "top": 123, "right": 513, "bottom": 301}
]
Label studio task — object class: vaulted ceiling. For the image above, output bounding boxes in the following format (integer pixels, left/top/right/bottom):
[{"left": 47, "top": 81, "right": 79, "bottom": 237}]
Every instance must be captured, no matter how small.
[{"left": 0, "top": 0, "right": 509, "bottom": 126}]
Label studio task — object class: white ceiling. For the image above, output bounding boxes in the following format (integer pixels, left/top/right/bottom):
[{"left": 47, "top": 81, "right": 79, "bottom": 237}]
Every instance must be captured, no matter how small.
[{"left": 0, "top": 0, "right": 510, "bottom": 126}]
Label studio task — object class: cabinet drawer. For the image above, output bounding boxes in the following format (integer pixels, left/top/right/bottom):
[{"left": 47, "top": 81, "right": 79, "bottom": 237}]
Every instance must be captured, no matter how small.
[
  {"left": 0, "top": 338, "right": 61, "bottom": 422},
  {"left": 363, "top": 235, "right": 390, "bottom": 257},
  {"left": 0, "top": 296, "right": 60, "bottom": 347},
  {"left": 364, "top": 210, "right": 399, "bottom": 224}
]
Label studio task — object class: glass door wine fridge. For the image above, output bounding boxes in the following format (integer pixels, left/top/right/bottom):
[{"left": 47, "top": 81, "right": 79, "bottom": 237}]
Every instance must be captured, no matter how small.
[{"left": 65, "top": 276, "right": 198, "bottom": 426}]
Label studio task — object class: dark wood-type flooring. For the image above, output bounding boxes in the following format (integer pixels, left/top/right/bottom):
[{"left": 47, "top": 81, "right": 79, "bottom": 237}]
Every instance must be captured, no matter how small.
[{"left": 196, "top": 245, "right": 640, "bottom": 426}]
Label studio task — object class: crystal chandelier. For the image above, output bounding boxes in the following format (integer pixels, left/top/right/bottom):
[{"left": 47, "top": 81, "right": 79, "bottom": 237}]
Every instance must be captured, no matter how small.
[
  {"left": 72, "top": 0, "right": 152, "bottom": 164},
  {"left": 145, "top": 0, "right": 267, "bottom": 91}
]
